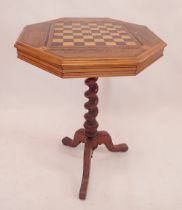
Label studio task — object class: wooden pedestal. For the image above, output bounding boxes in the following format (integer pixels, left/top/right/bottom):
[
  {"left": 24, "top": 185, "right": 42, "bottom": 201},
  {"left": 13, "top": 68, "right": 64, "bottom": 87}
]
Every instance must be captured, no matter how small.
[{"left": 62, "top": 77, "right": 128, "bottom": 200}]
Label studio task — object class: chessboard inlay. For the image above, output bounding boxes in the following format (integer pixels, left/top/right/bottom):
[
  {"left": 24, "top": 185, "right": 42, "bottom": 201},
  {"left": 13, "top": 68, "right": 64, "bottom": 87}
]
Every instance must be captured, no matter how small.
[{"left": 49, "top": 22, "right": 137, "bottom": 47}]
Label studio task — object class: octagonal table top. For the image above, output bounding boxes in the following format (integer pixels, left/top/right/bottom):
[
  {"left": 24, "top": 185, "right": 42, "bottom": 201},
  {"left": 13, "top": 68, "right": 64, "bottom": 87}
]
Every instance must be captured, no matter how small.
[{"left": 15, "top": 17, "right": 167, "bottom": 78}]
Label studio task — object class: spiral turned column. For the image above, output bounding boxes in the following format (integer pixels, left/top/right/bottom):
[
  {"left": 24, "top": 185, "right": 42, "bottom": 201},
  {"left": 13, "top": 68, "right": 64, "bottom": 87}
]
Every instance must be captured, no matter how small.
[{"left": 83, "top": 77, "right": 99, "bottom": 141}]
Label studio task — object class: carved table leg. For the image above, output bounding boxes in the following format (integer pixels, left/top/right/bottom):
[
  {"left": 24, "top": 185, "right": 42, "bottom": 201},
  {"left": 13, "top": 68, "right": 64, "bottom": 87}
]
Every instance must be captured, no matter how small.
[
  {"left": 79, "top": 141, "right": 92, "bottom": 199},
  {"left": 62, "top": 128, "right": 85, "bottom": 147},
  {"left": 97, "top": 131, "right": 128, "bottom": 152}
]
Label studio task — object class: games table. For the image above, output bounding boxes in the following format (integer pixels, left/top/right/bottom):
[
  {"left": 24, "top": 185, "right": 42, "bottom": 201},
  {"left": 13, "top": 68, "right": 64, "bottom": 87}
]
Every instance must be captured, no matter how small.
[{"left": 15, "top": 17, "right": 166, "bottom": 200}]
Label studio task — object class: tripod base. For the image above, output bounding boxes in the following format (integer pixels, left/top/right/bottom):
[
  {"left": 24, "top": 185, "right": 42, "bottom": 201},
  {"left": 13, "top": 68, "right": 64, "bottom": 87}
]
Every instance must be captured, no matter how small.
[{"left": 62, "top": 128, "right": 128, "bottom": 199}]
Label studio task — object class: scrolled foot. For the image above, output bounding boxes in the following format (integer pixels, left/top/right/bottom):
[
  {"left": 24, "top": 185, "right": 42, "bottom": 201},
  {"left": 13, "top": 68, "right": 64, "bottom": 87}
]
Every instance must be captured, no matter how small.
[
  {"left": 116, "top": 143, "right": 129, "bottom": 152},
  {"left": 62, "top": 128, "right": 85, "bottom": 147},
  {"left": 97, "top": 131, "right": 129, "bottom": 152}
]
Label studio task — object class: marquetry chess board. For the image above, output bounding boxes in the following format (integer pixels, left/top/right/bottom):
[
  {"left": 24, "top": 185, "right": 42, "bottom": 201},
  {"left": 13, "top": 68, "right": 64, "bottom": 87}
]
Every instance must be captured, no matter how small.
[{"left": 48, "top": 21, "right": 137, "bottom": 47}]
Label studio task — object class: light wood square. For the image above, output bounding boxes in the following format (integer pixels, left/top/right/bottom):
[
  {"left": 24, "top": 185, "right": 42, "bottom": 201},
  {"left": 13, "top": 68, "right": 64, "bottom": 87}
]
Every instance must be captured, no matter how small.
[
  {"left": 64, "top": 35, "right": 74, "bottom": 39},
  {"left": 114, "top": 25, "right": 122, "bottom": 28},
  {"left": 72, "top": 23, "right": 80, "bottom": 26},
  {"left": 84, "top": 35, "right": 93, "bottom": 39},
  {"left": 100, "top": 30, "right": 109, "bottom": 33},
  {"left": 107, "top": 28, "right": 116, "bottom": 31},
  {"left": 52, "top": 38, "right": 63, "bottom": 42},
  {"left": 64, "top": 25, "right": 72, "bottom": 28},
  {"left": 63, "top": 30, "right": 73, "bottom": 33},
  {"left": 94, "top": 38, "right": 104, "bottom": 42},
  {"left": 82, "top": 30, "right": 91, "bottom": 33},
  {"left": 54, "top": 28, "right": 63, "bottom": 31},
  {"left": 88, "top": 23, "right": 97, "bottom": 26},
  {"left": 85, "top": 42, "right": 96, "bottom": 46},
  {"left": 55, "top": 23, "right": 64, "bottom": 26},
  {"left": 54, "top": 32, "right": 62, "bottom": 36},
  {"left": 98, "top": 25, "right": 106, "bottom": 29},
  {"left": 105, "top": 42, "right": 116, "bottom": 46},
  {"left": 63, "top": 42, "right": 74, "bottom": 46},
  {"left": 121, "top": 35, "right": 131, "bottom": 39},
  {"left": 113, "top": 38, "right": 124, "bottom": 42},
  {"left": 111, "top": 32, "right": 120, "bottom": 36},
  {"left": 82, "top": 25, "right": 89, "bottom": 28},
  {"left": 119, "top": 30, "right": 127, "bottom": 33},
  {"left": 104, "top": 23, "right": 113, "bottom": 26},
  {"left": 74, "top": 38, "right": 84, "bottom": 42},
  {"left": 74, "top": 33, "right": 82, "bottom": 36},
  {"left": 92, "top": 33, "right": 102, "bottom": 36}
]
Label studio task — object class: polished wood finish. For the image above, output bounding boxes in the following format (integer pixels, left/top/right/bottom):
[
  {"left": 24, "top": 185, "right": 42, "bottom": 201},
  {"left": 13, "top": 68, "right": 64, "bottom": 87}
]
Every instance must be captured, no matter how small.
[
  {"left": 14, "top": 18, "right": 166, "bottom": 78},
  {"left": 62, "top": 78, "right": 128, "bottom": 199}
]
